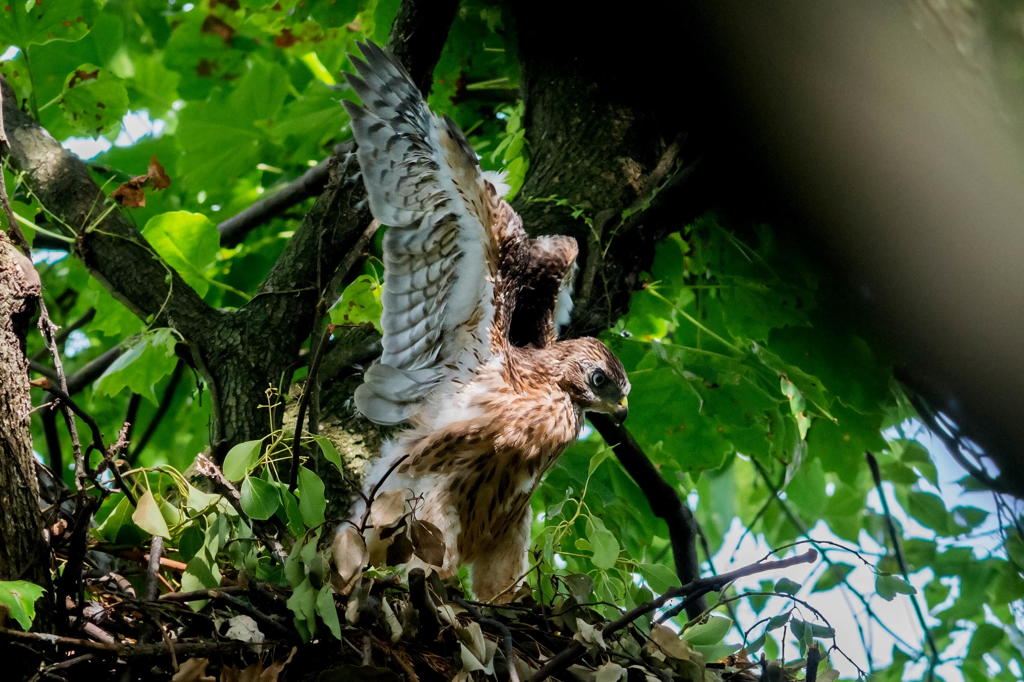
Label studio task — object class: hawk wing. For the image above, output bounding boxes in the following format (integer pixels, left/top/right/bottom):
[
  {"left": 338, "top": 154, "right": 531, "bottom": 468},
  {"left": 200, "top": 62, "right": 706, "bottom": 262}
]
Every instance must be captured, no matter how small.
[{"left": 345, "top": 42, "right": 515, "bottom": 425}]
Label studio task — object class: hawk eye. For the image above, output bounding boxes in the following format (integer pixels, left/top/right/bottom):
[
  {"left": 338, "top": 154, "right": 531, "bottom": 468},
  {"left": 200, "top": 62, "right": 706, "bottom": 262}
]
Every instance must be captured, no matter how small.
[{"left": 590, "top": 369, "right": 608, "bottom": 390}]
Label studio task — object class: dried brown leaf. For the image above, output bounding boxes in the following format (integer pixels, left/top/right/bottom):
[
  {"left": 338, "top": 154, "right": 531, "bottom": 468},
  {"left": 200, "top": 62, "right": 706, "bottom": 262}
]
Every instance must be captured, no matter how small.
[{"left": 410, "top": 519, "right": 445, "bottom": 567}]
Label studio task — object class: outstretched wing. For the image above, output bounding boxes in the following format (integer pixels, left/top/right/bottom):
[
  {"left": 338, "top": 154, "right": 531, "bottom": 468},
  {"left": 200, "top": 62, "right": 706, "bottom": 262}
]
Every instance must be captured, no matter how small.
[{"left": 344, "top": 42, "right": 513, "bottom": 425}]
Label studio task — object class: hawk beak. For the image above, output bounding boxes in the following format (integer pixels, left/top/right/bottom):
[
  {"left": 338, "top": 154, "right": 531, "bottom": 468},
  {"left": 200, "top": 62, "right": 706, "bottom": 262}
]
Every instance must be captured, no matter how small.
[{"left": 613, "top": 396, "right": 628, "bottom": 422}]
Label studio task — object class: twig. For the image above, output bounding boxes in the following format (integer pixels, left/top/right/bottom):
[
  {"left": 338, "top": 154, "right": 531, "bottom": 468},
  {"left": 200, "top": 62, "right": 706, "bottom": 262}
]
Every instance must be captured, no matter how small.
[
  {"left": 528, "top": 549, "right": 818, "bottom": 681},
  {"left": 192, "top": 454, "right": 287, "bottom": 563},
  {"left": 0, "top": 625, "right": 280, "bottom": 657},
  {"left": 144, "top": 536, "right": 164, "bottom": 601},
  {"left": 289, "top": 326, "right": 332, "bottom": 492},
  {"left": 358, "top": 455, "right": 410, "bottom": 532},
  {"left": 28, "top": 653, "right": 95, "bottom": 682},
  {"left": 589, "top": 413, "right": 705, "bottom": 619},
  {"left": 865, "top": 452, "right": 938, "bottom": 680},
  {"left": 29, "top": 308, "right": 95, "bottom": 362},
  {"left": 157, "top": 585, "right": 249, "bottom": 602}
]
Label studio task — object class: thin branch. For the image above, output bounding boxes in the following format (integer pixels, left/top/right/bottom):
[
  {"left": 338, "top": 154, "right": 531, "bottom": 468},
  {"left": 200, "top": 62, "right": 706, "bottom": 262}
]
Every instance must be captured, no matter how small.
[
  {"left": 528, "top": 549, "right": 818, "bottom": 681},
  {"left": 0, "top": 625, "right": 280, "bottom": 657},
  {"left": 289, "top": 326, "right": 331, "bottom": 492},
  {"left": 191, "top": 454, "right": 287, "bottom": 564},
  {"left": 144, "top": 535, "right": 164, "bottom": 601},
  {"left": 865, "top": 452, "right": 939, "bottom": 680},
  {"left": 217, "top": 153, "right": 339, "bottom": 248},
  {"left": 589, "top": 413, "right": 705, "bottom": 619},
  {"left": 29, "top": 307, "right": 95, "bottom": 362}
]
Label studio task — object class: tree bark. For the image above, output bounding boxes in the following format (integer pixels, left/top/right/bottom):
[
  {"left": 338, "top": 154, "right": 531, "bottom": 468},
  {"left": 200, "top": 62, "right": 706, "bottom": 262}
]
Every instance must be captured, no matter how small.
[{"left": 0, "top": 236, "right": 49, "bottom": 589}]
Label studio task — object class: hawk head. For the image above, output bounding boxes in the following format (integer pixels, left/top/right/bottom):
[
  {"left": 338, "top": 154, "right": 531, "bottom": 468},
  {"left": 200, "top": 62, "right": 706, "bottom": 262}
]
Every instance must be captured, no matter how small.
[{"left": 557, "top": 337, "right": 631, "bottom": 421}]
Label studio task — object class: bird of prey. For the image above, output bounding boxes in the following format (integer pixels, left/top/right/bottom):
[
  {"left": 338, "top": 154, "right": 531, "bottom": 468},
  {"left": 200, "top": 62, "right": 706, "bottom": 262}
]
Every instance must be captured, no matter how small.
[{"left": 342, "top": 42, "right": 630, "bottom": 601}]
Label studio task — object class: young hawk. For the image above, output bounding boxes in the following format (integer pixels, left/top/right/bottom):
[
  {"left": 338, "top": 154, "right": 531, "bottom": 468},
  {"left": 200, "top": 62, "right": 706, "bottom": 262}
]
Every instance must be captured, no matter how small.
[{"left": 343, "top": 42, "right": 630, "bottom": 601}]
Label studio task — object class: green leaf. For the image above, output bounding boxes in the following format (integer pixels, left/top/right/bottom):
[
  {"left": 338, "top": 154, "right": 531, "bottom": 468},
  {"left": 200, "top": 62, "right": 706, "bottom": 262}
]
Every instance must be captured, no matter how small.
[
  {"left": 141, "top": 211, "right": 219, "bottom": 297},
  {"left": 314, "top": 436, "right": 344, "bottom": 473},
  {"left": 316, "top": 584, "right": 341, "bottom": 639},
  {"left": 642, "top": 563, "right": 678, "bottom": 594},
  {"left": 94, "top": 328, "right": 177, "bottom": 404},
  {"left": 0, "top": 581, "right": 46, "bottom": 630},
  {"left": 240, "top": 476, "right": 279, "bottom": 520},
  {"left": 329, "top": 275, "right": 383, "bottom": 332},
  {"left": 286, "top": 578, "right": 317, "bottom": 640},
  {"left": 587, "top": 519, "right": 619, "bottom": 570},
  {"left": 222, "top": 440, "right": 262, "bottom": 481},
  {"left": 967, "top": 623, "right": 1004, "bottom": 659},
  {"left": 875, "top": 574, "right": 916, "bottom": 601},
  {"left": 952, "top": 506, "right": 989, "bottom": 528},
  {"left": 766, "top": 612, "right": 791, "bottom": 631},
  {"left": 59, "top": 64, "right": 129, "bottom": 135},
  {"left": 684, "top": 615, "right": 732, "bottom": 645},
  {"left": 297, "top": 467, "right": 326, "bottom": 528},
  {"left": 774, "top": 577, "right": 801, "bottom": 595},
  {"left": 0, "top": 0, "right": 96, "bottom": 47},
  {"left": 132, "top": 489, "right": 171, "bottom": 539},
  {"left": 907, "top": 490, "right": 962, "bottom": 536}
]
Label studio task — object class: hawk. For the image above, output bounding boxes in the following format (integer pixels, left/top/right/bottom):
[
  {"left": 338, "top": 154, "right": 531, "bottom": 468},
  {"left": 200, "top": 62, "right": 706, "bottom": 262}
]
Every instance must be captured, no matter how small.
[{"left": 342, "top": 42, "right": 630, "bottom": 601}]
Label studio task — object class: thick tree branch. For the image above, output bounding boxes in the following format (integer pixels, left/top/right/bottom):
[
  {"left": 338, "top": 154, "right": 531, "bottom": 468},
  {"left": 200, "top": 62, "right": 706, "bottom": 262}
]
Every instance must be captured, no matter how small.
[
  {"left": 589, "top": 413, "right": 706, "bottom": 619},
  {"left": 1, "top": 80, "right": 215, "bottom": 344}
]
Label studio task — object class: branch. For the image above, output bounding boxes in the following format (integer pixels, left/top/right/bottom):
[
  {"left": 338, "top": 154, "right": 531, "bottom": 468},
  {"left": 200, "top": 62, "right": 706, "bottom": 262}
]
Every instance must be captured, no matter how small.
[
  {"left": 0, "top": 79, "right": 215, "bottom": 345},
  {"left": 865, "top": 452, "right": 939, "bottom": 680},
  {"left": 0, "top": 626, "right": 281, "bottom": 657},
  {"left": 528, "top": 549, "right": 818, "bottom": 682},
  {"left": 387, "top": 0, "right": 460, "bottom": 96},
  {"left": 217, "top": 153, "right": 338, "bottom": 248},
  {"left": 589, "top": 413, "right": 705, "bottom": 619}
]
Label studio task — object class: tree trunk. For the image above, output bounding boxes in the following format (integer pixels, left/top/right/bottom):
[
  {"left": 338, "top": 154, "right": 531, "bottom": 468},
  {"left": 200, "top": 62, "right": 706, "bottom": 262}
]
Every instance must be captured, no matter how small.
[{"left": 0, "top": 237, "right": 49, "bottom": 589}]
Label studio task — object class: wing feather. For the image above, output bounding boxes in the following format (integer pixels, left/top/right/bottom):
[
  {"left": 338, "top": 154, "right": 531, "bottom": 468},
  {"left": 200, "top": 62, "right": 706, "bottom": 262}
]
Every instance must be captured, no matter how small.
[{"left": 344, "top": 42, "right": 506, "bottom": 425}]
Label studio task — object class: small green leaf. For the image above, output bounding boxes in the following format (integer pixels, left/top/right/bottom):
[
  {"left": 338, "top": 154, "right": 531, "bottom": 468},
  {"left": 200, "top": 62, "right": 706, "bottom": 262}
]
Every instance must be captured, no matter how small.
[
  {"left": 297, "top": 467, "right": 326, "bottom": 528},
  {"left": 132, "top": 489, "right": 171, "bottom": 539},
  {"left": 812, "top": 563, "right": 854, "bottom": 592},
  {"left": 141, "top": 211, "right": 219, "bottom": 296},
  {"left": 642, "top": 563, "right": 678, "bottom": 594},
  {"left": 314, "top": 436, "right": 344, "bottom": 473},
  {"left": 766, "top": 612, "right": 791, "bottom": 631},
  {"left": 684, "top": 615, "right": 732, "bottom": 645},
  {"left": 222, "top": 440, "right": 262, "bottom": 481},
  {"left": 774, "top": 577, "right": 802, "bottom": 595},
  {"left": 0, "top": 581, "right": 46, "bottom": 630},
  {"left": 907, "top": 490, "right": 961, "bottom": 535},
  {"left": 952, "top": 506, "right": 988, "bottom": 528},
  {"left": 95, "top": 328, "right": 177, "bottom": 404},
  {"left": 286, "top": 578, "right": 317, "bottom": 640},
  {"left": 240, "top": 476, "right": 279, "bottom": 520},
  {"left": 967, "top": 623, "right": 1004, "bottom": 659},
  {"left": 587, "top": 524, "right": 619, "bottom": 570},
  {"left": 875, "top": 574, "right": 916, "bottom": 601},
  {"left": 329, "top": 275, "right": 382, "bottom": 332},
  {"left": 316, "top": 584, "right": 341, "bottom": 639},
  {"left": 60, "top": 65, "right": 129, "bottom": 135}
]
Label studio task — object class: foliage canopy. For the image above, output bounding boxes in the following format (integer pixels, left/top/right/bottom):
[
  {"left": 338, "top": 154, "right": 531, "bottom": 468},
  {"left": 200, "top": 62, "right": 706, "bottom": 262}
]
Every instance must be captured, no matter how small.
[{"left": 0, "top": 1, "right": 1021, "bottom": 681}]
